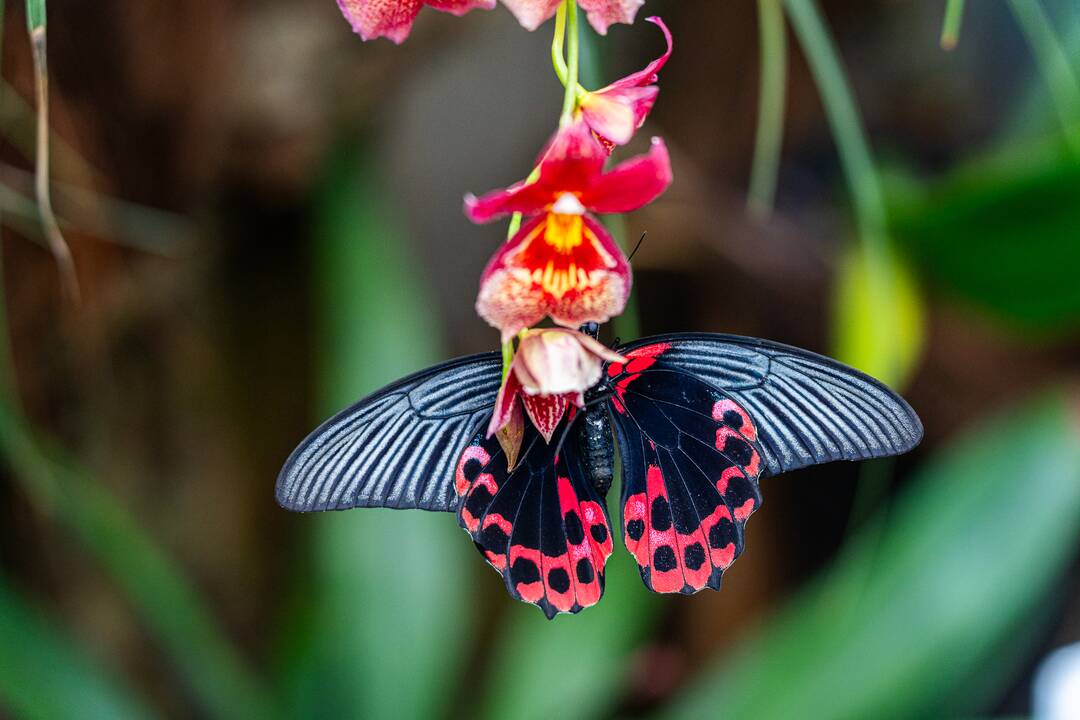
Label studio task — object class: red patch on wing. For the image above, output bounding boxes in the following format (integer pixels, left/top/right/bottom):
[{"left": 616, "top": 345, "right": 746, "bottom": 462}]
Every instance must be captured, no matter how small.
[
  {"left": 700, "top": 504, "right": 736, "bottom": 569},
  {"left": 556, "top": 476, "right": 609, "bottom": 609},
  {"left": 509, "top": 546, "right": 544, "bottom": 603},
  {"left": 481, "top": 514, "right": 513, "bottom": 569},
  {"left": 712, "top": 399, "right": 758, "bottom": 441},
  {"left": 455, "top": 445, "right": 491, "bottom": 496},
  {"left": 608, "top": 343, "right": 674, "bottom": 414}
]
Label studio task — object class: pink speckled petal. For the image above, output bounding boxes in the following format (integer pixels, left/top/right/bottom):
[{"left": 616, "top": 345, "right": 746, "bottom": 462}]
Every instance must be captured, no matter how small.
[
  {"left": 577, "top": 0, "right": 644, "bottom": 35},
  {"left": 426, "top": 0, "right": 497, "bottom": 16},
  {"left": 499, "top": 0, "right": 563, "bottom": 31},
  {"left": 337, "top": 0, "right": 424, "bottom": 43}
]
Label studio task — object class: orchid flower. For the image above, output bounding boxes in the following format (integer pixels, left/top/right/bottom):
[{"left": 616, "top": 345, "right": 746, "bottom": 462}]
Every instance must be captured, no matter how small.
[{"left": 466, "top": 119, "right": 672, "bottom": 340}]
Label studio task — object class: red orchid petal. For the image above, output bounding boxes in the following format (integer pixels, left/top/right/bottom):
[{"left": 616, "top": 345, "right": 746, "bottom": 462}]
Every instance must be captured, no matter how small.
[
  {"left": 499, "top": 0, "right": 563, "bottom": 31},
  {"left": 337, "top": 0, "right": 424, "bottom": 43},
  {"left": 578, "top": 0, "right": 644, "bottom": 35},
  {"left": 580, "top": 137, "right": 672, "bottom": 214},
  {"left": 521, "top": 392, "right": 570, "bottom": 443},
  {"left": 464, "top": 181, "right": 554, "bottom": 223},
  {"left": 426, "top": 0, "right": 496, "bottom": 16},
  {"left": 579, "top": 86, "right": 658, "bottom": 147},
  {"left": 488, "top": 369, "right": 524, "bottom": 437},
  {"left": 535, "top": 120, "right": 607, "bottom": 192},
  {"left": 476, "top": 213, "right": 632, "bottom": 339},
  {"left": 606, "top": 16, "right": 673, "bottom": 89}
]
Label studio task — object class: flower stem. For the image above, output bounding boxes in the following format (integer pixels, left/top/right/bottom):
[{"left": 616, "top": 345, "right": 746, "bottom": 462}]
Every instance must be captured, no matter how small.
[
  {"left": 748, "top": 0, "right": 788, "bottom": 220},
  {"left": 559, "top": 0, "right": 580, "bottom": 126},
  {"left": 783, "top": 0, "right": 896, "bottom": 380},
  {"left": 939, "top": 0, "right": 965, "bottom": 50},
  {"left": 552, "top": 3, "right": 568, "bottom": 85}
]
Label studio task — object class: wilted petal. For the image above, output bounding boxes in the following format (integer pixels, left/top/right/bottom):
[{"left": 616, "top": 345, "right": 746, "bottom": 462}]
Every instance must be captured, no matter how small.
[
  {"left": 578, "top": 0, "right": 645, "bottom": 35},
  {"left": 522, "top": 392, "right": 570, "bottom": 442},
  {"left": 476, "top": 214, "right": 631, "bottom": 340},
  {"left": 580, "top": 137, "right": 672, "bottom": 214},
  {"left": 516, "top": 329, "right": 604, "bottom": 396},
  {"left": 488, "top": 369, "right": 524, "bottom": 437},
  {"left": 495, "top": 398, "right": 525, "bottom": 469},
  {"left": 337, "top": 0, "right": 424, "bottom": 43},
  {"left": 499, "top": 0, "right": 563, "bottom": 31}
]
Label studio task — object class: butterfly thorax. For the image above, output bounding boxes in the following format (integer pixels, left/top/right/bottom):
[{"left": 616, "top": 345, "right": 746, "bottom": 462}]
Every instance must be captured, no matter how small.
[{"left": 575, "top": 401, "right": 614, "bottom": 498}]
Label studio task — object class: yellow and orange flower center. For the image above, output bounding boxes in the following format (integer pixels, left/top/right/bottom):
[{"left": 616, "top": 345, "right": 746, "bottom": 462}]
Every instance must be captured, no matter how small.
[{"left": 506, "top": 201, "right": 618, "bottom": 301}]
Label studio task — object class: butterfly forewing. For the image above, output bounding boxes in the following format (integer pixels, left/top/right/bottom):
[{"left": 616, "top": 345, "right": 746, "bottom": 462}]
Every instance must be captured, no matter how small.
[
  {"left": 607, "top": 344, "right": 764, "bottom": 594},
  {"left": 612, "top": 334, "right": 922, "bottom": 477},
  {"left": 276, "top": 353, "right": 502, "bottom": 512},
  {"left": 454, "top": 422, "right": 614, "bottom": 618}
]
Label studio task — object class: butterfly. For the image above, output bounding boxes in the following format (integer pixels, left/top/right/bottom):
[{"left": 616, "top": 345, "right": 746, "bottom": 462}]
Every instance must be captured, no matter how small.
[{"left": 276, "top": 332, "right": 922, "bottom": 618}]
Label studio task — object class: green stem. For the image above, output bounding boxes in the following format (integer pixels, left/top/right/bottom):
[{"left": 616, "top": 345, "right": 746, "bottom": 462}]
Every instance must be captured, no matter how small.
[
  {"left": 559, "top": 0, "right": 580, "bottom": 126},
  {"left": 940, "top": 0, "right": 965, "bottom": 50},
  {"left": 552, "top": 3, "right": 569, "bottom": 85},
  {"left": 783, "top": 0, "right": 896, "bottom": 377},
  {"left": 1007, "top": 0, "right": 1080, "bottom": 153},
  {"left": 748, "top": 0, "right": 788, "bottom": 220}
]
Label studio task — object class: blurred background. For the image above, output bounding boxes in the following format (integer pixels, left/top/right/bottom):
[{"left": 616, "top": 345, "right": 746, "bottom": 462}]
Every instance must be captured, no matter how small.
[{"left": 2, "top": 0, "right": 1080, "bottom": 718}]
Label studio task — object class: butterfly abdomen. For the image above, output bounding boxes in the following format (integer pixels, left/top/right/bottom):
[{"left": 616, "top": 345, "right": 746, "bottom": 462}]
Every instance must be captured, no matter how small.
[{"left": 576, "top": 405, "right": 614, "bottom": 498}]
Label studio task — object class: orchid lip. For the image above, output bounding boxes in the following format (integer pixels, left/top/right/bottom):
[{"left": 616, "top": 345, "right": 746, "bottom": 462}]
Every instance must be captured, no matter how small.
[{"left": 551, "top": 193, "right": 587, "bottom": 216}]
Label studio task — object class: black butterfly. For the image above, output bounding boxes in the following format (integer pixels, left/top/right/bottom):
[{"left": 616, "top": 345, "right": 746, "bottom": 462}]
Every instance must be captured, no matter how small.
[{"left": 276, "top": 333, "right": 922, "bottom": 618}]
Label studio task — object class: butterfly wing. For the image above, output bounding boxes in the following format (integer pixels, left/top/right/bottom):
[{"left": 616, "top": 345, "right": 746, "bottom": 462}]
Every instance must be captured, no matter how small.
[
  {"left": 455, "top": 420, "right": 614, "bottom": 618},
  {"left": 276, "top": 353, "right": 502, "bottom": 513},
  {"left": 613, "top": 334, "right": 923, "bottom": 476},
  {"left": 607, "top": 333, "right": 922, "bottom": 594}
]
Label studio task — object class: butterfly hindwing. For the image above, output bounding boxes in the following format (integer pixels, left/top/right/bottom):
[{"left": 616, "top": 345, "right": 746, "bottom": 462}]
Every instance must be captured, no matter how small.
[
  {"left": 455, "top": 422, "right": 614, "bottom": 618},
  {"left": 608, "top": 344, "right": 763, "bottom": 594}
]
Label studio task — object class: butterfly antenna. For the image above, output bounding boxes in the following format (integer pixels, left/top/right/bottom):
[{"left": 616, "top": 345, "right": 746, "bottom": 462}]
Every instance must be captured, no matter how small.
[{"left": 628, "top": 232, "right": 647, "bottom": 263}]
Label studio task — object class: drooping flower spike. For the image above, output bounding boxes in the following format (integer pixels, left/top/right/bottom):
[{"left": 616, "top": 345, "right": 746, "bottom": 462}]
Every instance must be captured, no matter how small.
[
  {"left": 502, "top": 0, "right": 644, "bottom": 35},
  {"left": 466, "top": 120, "right": 672, "bottom": 340},
  {"left": 578, "top": 16, "right": 672, "bottom": 149},
  {"left": 337, "top": 0, "right": 495, "bottom": 44}
]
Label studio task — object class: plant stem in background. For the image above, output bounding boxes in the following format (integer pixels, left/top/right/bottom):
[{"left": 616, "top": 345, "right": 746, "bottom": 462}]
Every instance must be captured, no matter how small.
[
  {"left": 940, "top": 0, "right": 965, "bottom": 50},
  {"left": 1007, "top": 0, "right": 1080, "bottom": 153},
  {"left": 26, "top": 0, "right": 78, "bottom": 300},
  {"left": 748, "top": 0, "right": 787, "bottom": 220},
  {"left": 783, "top": 0, "right": 906, "bottom": 386}
]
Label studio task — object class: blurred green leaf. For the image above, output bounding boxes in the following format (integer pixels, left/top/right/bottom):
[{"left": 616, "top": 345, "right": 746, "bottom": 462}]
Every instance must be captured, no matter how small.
[
  {"left": 0, "top": 573, "right": 155, "bottom": 720},
  {"left": 832, "top": 241, "right": 925, "bottom": 389},
  {"left": 280, "top": 143, "right": 473, "bottom": 720},
  {"left": 889, "top": 146, "right": 1080, "bottom": 334},
  {"left": 660, "top": 388, "right": 1080, "bottom": 720},
  {"left": 0, "top": 405, "right": 279, "bottom": 720},
  {"left": 480, "top": 531, "right": 662, "bottom": 720}
]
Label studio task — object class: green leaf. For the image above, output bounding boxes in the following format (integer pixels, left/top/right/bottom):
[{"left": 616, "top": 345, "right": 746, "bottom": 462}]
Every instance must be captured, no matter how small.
[
  {"left": 889, "top": 145, "right": 1080, "bottom": 334},
  {"left": 0, "top": 407, "right": 279, "bottom": 720},
  {"left": 831, "top": 241, "right": 925, "bottom": 389},
  {"left": 0, "top": 573, "right": 155, "bottom": 720},
  {"left": 280, "top": 143, "right": 473, "bottom": 720},
  {"left": 660, "top": 389, "right": 1080, "bottom": 720},
  {"left": 480, "top": 536, "right": 663, "bottom": 720}
]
